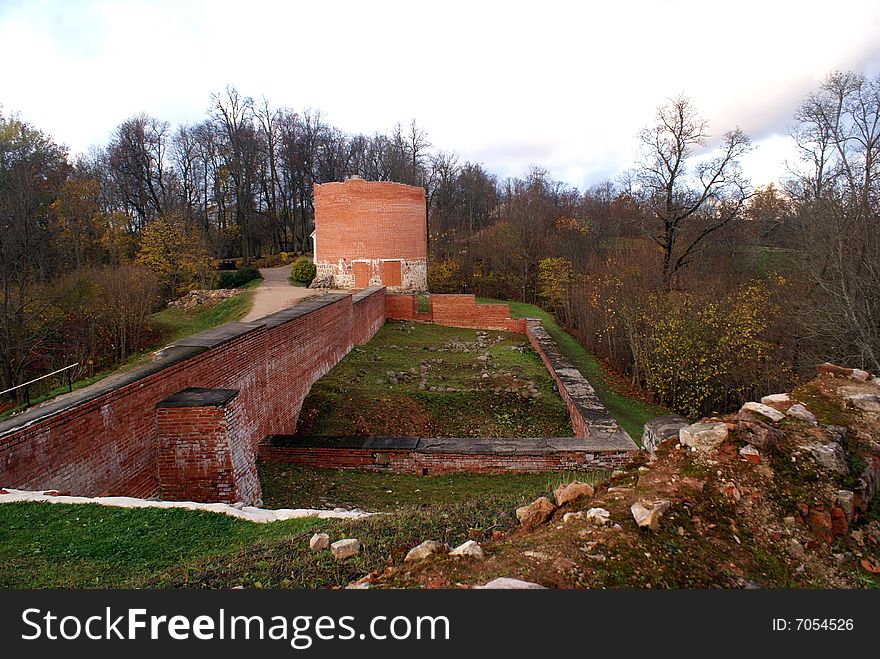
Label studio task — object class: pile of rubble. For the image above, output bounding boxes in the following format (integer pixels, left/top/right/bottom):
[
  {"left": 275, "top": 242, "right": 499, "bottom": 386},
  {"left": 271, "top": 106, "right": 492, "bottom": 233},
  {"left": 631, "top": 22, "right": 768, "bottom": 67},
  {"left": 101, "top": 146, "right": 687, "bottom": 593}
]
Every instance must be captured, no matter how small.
[{"left": 167, "top": 289, "right": 238, "bottom": 310}]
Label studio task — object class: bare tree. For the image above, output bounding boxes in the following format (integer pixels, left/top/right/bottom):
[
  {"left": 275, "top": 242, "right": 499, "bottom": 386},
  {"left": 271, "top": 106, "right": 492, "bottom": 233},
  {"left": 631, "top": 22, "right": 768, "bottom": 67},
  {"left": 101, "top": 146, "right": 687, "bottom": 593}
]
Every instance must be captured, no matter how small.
[{"left": 635, "top": 96, "right": 753, "bottom": 289}]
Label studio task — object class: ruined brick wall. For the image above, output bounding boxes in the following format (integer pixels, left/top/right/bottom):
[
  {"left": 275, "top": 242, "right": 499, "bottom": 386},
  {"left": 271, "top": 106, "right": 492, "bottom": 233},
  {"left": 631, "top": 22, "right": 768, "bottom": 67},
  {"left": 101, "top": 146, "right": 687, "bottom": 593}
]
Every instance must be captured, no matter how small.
[
  {"left": 0, "top": 287, "right": 386, "bottom": 502},
  {"left": 385, "top": 294, "right": 526, "bottom": 332},
  {"left": 313, "top": 178, "right": 427, "bottom": 291},
  {"left": 258, "top": 445, "right": 635, "bottom": 474}
]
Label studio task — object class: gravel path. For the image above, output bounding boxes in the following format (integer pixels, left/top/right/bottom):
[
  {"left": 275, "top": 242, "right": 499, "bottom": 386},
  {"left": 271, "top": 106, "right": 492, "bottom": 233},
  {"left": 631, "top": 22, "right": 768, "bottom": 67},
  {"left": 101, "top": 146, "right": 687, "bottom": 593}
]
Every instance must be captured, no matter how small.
[{"left": 242, "top": 264, "right": 323, "bottom": 322}]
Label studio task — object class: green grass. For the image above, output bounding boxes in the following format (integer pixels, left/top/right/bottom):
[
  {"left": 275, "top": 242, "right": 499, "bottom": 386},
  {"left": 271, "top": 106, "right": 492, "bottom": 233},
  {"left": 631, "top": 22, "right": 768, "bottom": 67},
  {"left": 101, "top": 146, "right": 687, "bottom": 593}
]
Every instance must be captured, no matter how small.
[
  {"left": 0, "top": 281, "right": 261, "bottom": 421},
  {"left": 150, "top": 278, "right": 261, "bottom": 341},
  {"left": 296, "top": 320, "right": 572, "bottom": 438},
  {"left": 477, "top": 298, "right": 666, "bottom": 441},
  {"left": 259, "top": 463, "right": 607, "bottom": 511},
  {"left": 0, "top": 501, "right": 320, "bottom": 588}
]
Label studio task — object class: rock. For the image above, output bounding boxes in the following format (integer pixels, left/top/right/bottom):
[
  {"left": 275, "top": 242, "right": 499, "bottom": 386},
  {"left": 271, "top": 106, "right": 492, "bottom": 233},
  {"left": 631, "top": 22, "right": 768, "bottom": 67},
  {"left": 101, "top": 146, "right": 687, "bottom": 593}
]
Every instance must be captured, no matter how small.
[
  {"left": 799, "top": 442, "right": 849, "bottom": 474},
  {"left": 679, "top": 422, "right": 729, "bottom": 453},
  {"left": 553, "top": 481, "right": 595, "bottom": 507},
  {"left": 830, "top": 507, "right": 848, "bottom": 536},
  {"left": 562, "top": 511, "right": 585, "bottom": 524},
  {"left": 631, "top": 499, "right": 672, "bottom": 532},
  {"left": 474, "top": 578, "right": 546, "bottom": 590},
  {"left": 586, "top": 507, "right": 611, "bottom": 526},
  {"left": 404, "top": 540, "right": 449, "bottom": 562},
  {"left": 783, "top": 516, "right": 797, "bottom": 528},
  {"left": 786, "top": 403, "right": 817, "bottom": 425},
  {"left": 734, "top": 416, "right": 782, "bottom": 450},
  {"left": 449, "top": 540, "right": 484, "bottom": 559},
  {"left": 330, "top": 538, "right": 360, "bottom": 560},
  {"left": 847, "top": 393, "right": 880, "bottom": 412},
  {"left": 807, "top": 508, "right": 833, "bottom": 543},
  {"left": 641, "top": 414, "right": 689, "bottom": 454},
  {"left": 516, "top": 497, "right": 556, "bottom": 528},
  {"left": 167, "top": 288, "right": 238, "bottom": 310},
  {"left": 739, "top": 444, "right": 761, "bottom": 464},
  {"left": 722, "top": 483, "right": 741, "bottom": 502},
  {"left": 817, "top": 362, "right": 854, "bottom": 378},
  {"left": 740, "top": 401, "right": 785, "bottom": 422},
  {"left": 850, "top": 368, "right": 871, "bottom": 382},
  {"left": 824, "top": 425, "right": 848, "bottom": 446},
  {"left": 836, "top": 490, "right": 855, "bottom": 523},
  {"left": 309, "top": 273, "right": 335, "bottom": 289},
  {"left": 309, "top": 533, "right": 329, "bottom": 551},
  {"left": 761, "top": 393, "right": 791, "bottom": 405}
]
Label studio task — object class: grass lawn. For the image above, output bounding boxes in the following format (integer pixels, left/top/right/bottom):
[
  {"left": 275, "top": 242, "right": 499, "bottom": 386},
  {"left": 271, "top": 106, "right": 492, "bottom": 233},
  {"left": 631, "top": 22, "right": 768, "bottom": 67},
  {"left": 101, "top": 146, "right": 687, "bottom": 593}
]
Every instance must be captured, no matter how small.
[
  {"left": 258, "top": 462, "right": 607, "bottom": 511},
  {"left": 477, "top": 298, "right": 666, "bottom": 441},
  {"left": 295, "top": 320, "right": 573, "bottom": 438},
  {"left": 0, "top": 280, "right": 261, "bottom": 420},
  {"left": 0, "top": 501, "right": 319, "bottom": 588}
]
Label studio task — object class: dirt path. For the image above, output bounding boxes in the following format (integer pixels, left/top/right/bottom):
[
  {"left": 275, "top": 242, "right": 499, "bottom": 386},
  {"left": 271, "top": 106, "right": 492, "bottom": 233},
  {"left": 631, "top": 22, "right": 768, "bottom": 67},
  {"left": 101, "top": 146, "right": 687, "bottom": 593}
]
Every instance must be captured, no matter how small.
[{"left": 242, "top": 264, "right": 322, "bottom": 322}]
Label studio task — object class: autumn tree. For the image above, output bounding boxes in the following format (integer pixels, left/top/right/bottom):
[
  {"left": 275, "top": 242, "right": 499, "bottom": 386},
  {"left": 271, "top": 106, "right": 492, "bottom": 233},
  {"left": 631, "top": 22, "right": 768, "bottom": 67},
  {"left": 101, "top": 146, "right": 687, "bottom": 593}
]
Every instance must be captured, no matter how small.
[{"left": 136, "top": 214, "right": 214, "bottom": 295}]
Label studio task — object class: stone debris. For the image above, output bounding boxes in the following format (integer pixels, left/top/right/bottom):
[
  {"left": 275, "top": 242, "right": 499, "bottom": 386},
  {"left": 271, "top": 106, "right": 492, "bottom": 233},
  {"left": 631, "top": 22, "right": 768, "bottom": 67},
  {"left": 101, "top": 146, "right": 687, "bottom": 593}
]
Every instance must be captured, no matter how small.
[
  {"left": 739, "top": 444, "right": 761, "bottom": 464},
  {"left": 631, "top": 499, "right": 672, "bottom": 532},
  {"left": 517, "top": 496, "right": 556, "bottom": 528},
  {"left": 641, "top": 415, "right": 689, "bottom": 454},
  {"left": 553, "top": 481, "right": 595, "bottom": 507},
  {"left": 586, "top": 507, "right": 611, "bottom": 526},
  {"left": 761, "top": 393, "right": 791, "bottom": 405},
  {"left": 679, "top": 422, "right": 729, "bottom": 453},
  {"left": 850, "top": 368, "right": 871, "bottom": 382},
  {"left": 562, "top": 511, "right": 585, "bottom": 524},
  {"left": 167, "top": 289, "right": 238, "bottom": 310},
  {"left": 330, "top": 538, "right": 361, "bottom": 560},
  {"left": 449, "top": 540, "right": 484, "bottom": 559},
  {"left": 786, "top": 403, "right": 817, "bottom": 425},
  {"left": 847, "top": 393, "right": 880, "bottom": 412},
  {"left": 836, "top": 490, "right": 855, "bottom": 524},
  {"left": 734, "top": 415, "right": 782, "bottom": 450},
  {"left": 740, "top": 401, "right": 786, "bottom": 422},
  {"left": 474, "top": 578, "right": 546, "bottom": 589},
  {"left": 309, "top": 532, "right": 330, "bottom": 551},
  {"left": 798, "top": 442, "right": 850, "bottom": 474},
  {"left": 404, "top": 540, "right": 449, "bottom": 562}
]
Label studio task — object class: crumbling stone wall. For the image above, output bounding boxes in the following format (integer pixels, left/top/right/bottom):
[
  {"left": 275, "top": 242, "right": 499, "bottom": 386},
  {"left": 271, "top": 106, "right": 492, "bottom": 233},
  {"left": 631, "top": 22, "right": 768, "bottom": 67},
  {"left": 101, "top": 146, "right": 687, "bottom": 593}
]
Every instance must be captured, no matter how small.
[{"left": 313, "top": 178, "right": 427, "bottom": 291}]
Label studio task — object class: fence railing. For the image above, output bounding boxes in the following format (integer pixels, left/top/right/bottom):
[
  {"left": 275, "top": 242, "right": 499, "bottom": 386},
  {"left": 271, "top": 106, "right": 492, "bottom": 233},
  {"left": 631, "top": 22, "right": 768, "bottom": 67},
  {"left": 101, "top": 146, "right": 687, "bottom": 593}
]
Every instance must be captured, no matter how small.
[{"left": 0, "top": 363, "right": 80, "bottom": 408}]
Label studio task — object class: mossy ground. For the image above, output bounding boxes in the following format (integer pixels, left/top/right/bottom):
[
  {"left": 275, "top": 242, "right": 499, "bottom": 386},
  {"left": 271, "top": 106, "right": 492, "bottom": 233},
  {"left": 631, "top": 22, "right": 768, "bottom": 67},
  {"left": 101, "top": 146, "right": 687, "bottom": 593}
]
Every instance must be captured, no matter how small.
[{"left": 295, "top": 320, "right": 573, "bottom": 438}]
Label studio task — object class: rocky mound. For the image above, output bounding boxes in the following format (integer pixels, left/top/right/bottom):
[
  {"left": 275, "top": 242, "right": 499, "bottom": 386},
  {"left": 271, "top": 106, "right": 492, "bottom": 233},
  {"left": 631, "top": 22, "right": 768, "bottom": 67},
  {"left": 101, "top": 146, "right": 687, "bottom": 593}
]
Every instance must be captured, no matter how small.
[{"left": 355, "top": 365, "right": 880, "bottom": 589}]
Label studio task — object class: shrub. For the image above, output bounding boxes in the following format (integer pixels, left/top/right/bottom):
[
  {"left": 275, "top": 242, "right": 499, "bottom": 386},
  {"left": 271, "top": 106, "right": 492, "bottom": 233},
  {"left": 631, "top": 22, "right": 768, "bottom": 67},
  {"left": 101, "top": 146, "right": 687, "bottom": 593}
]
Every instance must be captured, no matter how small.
[
  {"left": 292, "top": 256, "right": 316, "bottom": 284},
  {"left": 216, "top": 266, "right": 260, "bottom": 289},
  {"left": 218, "top": 260, "right": 237, "bottom": 271}
]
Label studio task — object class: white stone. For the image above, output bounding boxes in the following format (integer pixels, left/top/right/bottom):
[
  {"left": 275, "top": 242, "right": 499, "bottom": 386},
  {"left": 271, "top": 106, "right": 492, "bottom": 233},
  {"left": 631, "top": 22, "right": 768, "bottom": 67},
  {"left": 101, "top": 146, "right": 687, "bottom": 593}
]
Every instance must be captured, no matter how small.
[
  {"left": 786, "top": 403, "right": 817, "bottom": 425},
  {"left": 586, "top": 507, "right": 611, "bottom": 526},
  {"left": 309, "top": 532, "right": 329, "bottom": 551},
  {"left": 404, "top": 540, "right": 449, "bottom": 562},
  {"left": 850, "top": 368, "right": 870, "bottom": 382},
  {"left": 798, "top": 443, "right": 849, "bottom": 474},
  {"left": 739, "top": 445, "right": 760, "bottom": 460},
  {"left": 331, "top": 538, "right": 361, "bottom": 560},
  {"left": 847, "top": 393, "right": 880, "bottom": 412},
  {"left": 761, "top": 393, "right": 791, "bottom": 405},
  {"left": 562, "top": 511, "right": 585, "bottom": 524},
  {"left": 474, "top": 577, "right": 546, "bottom": 589},
  {"left": 449, "top": 540, "right": 484, "bottom": 559},
  {"left": 679, "top": 422, "right": 729, "bottom": 453},
  {"left": 631, "top": 499, "right": 672, "bottom": 531},
  {"left": 740, "top": 401, "right": 785, "bottom": 422}
]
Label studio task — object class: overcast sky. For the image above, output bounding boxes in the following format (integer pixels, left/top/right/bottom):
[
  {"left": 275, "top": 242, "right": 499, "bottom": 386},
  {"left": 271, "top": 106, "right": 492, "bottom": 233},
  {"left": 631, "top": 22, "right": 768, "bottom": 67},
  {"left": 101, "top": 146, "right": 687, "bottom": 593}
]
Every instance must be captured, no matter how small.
[{"left": 2, "top": 0, "right": 879, "bottom": 189}]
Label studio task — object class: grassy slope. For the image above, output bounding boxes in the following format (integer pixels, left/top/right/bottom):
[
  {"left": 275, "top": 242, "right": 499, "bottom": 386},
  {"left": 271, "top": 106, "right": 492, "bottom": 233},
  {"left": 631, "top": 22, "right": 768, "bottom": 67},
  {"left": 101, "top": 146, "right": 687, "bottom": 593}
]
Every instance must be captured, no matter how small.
[
  {"left": 478, "top": 298, "right": 666, "bottom": 441},
  {"left": 0, "top": 501, "right": 319, "bottom": 588},
  {"left": 0, "top": 280, "right": 261, "bottom": 420}
]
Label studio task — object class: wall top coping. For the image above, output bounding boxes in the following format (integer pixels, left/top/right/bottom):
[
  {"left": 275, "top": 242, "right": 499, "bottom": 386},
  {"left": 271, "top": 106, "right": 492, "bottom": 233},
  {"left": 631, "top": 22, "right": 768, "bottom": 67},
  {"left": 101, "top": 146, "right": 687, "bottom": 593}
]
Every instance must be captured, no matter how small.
[
  {"left": 266, "top": 435, "right": 637, "bottom": 455},
  {"left": 156, "top": 387, "right": 239, "bottom": 409}
]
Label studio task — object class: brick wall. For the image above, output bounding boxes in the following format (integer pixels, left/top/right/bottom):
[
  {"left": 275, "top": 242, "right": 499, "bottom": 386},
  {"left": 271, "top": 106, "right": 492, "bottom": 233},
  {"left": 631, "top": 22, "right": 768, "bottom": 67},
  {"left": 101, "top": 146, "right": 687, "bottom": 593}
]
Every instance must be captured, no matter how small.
[
  {"left": 258, "top": 444, "right": 635, "bottom": 474},
  {"left": 314, "top": 178, "right": 427, "bottom": 291},
  {"left": 385, "top": 294, "right": 527, "bottom": 332},
  {"left": 0, "top": 287, "right": 386, "bottom": 502}
]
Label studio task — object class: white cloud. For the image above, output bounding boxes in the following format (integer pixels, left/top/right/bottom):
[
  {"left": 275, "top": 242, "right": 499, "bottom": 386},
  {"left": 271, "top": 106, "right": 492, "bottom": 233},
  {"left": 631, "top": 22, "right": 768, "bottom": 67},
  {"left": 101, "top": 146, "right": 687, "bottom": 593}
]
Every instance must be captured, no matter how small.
[{"left": 1, "top": 0, "right": 878, "bottom": 187}]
